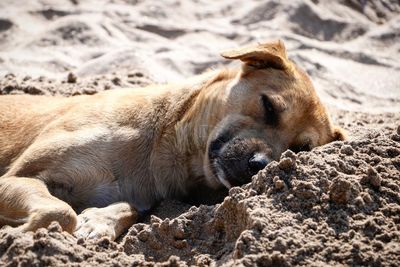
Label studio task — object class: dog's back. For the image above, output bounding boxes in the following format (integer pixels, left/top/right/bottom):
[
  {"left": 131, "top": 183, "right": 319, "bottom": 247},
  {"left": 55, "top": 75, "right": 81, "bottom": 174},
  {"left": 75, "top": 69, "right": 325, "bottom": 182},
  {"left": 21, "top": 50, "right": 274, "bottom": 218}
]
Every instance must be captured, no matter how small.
[
  {"left": 0, "top": 95, "right": 83, "bottom": 175},
  {"left": 1, "top": 96, "right": 50, "bottom": 173}
]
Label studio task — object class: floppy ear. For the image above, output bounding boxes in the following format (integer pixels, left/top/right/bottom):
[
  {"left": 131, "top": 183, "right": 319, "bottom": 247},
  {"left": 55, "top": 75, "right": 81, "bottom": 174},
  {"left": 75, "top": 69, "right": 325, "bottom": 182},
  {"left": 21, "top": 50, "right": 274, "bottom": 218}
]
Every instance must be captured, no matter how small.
[
  {"left": 220, "top": 40, "right": 288, "bottom": 70},
  {"left": 333, "top": 126, "right": 347, "bottom": 141}
]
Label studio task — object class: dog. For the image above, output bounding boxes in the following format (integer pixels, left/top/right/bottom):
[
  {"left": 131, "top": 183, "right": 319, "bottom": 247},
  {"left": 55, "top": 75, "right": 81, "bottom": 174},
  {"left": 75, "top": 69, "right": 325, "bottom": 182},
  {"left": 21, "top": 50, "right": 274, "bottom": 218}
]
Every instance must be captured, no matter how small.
[{"left": 0, "top": 40, "right": 345, "bottom": 240}]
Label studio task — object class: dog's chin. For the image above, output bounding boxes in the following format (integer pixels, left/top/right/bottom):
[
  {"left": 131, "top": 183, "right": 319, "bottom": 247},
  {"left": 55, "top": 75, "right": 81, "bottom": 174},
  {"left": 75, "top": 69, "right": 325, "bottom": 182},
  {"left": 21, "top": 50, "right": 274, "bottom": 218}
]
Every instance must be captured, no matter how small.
[
  {"left": 213, "top": 161, "right": 232, "bottom": 189},
  {"left": 204, "top": 157, "right": 231, "bottom": 190}
]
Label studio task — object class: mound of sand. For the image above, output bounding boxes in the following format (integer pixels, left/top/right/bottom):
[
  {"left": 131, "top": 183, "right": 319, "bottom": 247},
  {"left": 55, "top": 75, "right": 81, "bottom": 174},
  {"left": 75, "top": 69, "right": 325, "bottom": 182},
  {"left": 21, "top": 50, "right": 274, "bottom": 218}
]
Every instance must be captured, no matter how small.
[{"left": 0, "top": 0, "right": 399, "bottom": 266}]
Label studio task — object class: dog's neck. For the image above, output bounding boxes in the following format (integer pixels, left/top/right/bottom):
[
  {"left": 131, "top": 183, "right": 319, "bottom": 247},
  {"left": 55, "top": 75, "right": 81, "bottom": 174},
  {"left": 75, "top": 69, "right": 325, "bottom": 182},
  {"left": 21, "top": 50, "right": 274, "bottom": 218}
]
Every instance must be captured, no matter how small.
[
  {"left": 176, "top": 69, "right": 238, "bottom": 147},
  {"left": 149, "top": 68, "right": 239, "bottom": 197},
  {"left": 173, "top": 68, "right": 239, "bottom": 175}
]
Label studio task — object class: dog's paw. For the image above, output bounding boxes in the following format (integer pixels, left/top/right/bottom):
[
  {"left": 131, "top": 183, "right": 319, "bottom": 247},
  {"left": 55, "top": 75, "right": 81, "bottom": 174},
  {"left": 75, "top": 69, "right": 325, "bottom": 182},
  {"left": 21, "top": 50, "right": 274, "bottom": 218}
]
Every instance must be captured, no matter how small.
[{"left": 74, "top": 208, "right": 116, "bottom": 240}]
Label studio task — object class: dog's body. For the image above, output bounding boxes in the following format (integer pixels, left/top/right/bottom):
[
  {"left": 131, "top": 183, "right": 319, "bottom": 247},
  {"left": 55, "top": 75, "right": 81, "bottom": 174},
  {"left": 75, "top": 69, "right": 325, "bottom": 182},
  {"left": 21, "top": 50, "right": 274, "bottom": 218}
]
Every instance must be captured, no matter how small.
[{"left": 0, "top": 41, "right": 345, "bottom": 240}]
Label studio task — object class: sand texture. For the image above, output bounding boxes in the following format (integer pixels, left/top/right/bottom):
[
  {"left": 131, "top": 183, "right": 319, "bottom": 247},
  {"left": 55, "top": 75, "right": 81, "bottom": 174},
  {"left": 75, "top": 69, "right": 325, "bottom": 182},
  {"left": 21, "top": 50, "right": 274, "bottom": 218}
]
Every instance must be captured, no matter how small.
[{"left": 0, "top": 0, "right": 400, "bottom": 266}]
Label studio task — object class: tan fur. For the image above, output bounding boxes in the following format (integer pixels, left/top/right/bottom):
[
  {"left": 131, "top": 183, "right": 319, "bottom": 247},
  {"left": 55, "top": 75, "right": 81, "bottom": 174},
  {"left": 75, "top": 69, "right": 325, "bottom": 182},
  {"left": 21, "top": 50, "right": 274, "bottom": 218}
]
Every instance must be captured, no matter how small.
[{"left": 0, "top": 40, "right": 345, "bottom": 240}]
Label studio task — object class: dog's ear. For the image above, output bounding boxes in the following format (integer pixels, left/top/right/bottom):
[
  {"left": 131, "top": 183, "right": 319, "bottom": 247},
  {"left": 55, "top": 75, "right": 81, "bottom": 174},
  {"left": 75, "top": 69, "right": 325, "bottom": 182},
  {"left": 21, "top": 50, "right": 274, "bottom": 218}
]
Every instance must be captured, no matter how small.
[
  {"left": 333, "top": 126, "right": 347, "bottom": 141},
  {"left": 220, "top": 40, "right": 288, "bottom": 70}
]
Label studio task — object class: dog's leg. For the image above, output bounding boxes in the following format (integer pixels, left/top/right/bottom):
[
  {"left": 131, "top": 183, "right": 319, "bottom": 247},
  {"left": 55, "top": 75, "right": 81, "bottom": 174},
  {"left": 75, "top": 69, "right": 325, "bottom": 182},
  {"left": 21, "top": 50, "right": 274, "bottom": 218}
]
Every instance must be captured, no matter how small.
[
  {"left": 0, "top": 177, "right": 77, "bottom": 233},
  {"left": 75, "top": 202, "right": 137, "bottom": 240}
]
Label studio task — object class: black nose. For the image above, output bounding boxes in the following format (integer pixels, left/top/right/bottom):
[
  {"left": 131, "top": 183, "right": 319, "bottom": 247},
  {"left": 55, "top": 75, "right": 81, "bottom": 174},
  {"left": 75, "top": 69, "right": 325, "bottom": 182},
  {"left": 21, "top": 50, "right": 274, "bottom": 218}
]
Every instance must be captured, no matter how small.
[{"left": 248, "top": 153, "right": 269, "bottom": 175}]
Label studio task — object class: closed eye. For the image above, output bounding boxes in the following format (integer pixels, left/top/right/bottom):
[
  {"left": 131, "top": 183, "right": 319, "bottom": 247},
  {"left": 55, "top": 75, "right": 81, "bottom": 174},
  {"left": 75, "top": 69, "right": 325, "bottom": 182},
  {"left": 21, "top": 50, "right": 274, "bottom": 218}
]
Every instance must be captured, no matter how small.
[
  {"left": 261, "top": 94, "right": 278, "bottom": 125},
  {"left": 289, "top": 143, "right": 311, "bottom": 153}
]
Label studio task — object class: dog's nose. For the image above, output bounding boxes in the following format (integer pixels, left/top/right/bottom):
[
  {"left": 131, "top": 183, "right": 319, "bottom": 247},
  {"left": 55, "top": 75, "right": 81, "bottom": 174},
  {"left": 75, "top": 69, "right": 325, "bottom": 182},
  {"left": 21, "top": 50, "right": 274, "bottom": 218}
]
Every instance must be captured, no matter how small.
[{"left": 248, "top": 153, "right": 269, "bottom": 175}]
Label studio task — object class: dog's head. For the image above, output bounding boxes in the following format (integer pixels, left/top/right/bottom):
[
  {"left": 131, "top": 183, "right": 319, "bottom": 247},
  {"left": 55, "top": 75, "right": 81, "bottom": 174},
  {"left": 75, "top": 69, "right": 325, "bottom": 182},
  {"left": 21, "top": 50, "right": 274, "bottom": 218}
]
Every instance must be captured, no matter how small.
[{"left": 204, "top": 40, "right": 346, "bottom": 189}]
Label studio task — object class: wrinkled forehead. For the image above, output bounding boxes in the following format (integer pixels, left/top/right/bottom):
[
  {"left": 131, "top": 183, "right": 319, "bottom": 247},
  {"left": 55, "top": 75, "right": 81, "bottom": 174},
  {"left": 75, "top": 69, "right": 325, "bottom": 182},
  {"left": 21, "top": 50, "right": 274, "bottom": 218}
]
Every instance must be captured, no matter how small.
[
  {"left": 224, "top": 68, "right": 296, "bottom": 108},
  {"left": 244, "top": 67, "right": 297, "bottom": 91},
  {"left": 241, "top": 63, "right": 319, "bottom": 100}
]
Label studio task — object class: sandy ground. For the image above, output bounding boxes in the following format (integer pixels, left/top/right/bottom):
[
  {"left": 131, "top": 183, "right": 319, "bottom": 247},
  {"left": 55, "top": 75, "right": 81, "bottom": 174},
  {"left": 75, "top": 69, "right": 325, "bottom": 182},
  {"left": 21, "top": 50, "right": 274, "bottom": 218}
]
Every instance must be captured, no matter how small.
[{"left": 0, "top": 0, "right": 399, "bottom": 266}]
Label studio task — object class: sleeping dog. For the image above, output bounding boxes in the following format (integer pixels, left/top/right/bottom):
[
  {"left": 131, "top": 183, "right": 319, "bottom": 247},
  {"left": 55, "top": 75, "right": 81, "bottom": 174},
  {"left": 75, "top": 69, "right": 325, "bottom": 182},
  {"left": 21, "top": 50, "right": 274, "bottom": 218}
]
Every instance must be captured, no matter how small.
[{"left": 0, "top": 40, "right": 345, "bottom": 240}]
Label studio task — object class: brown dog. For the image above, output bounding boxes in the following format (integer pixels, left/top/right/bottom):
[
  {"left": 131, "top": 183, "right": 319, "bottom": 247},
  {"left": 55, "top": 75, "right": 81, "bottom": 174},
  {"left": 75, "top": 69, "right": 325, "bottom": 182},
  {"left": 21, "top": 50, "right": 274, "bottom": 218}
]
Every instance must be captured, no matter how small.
[{"left": 0, "top": 40, "right": 345, "bottom": 240}]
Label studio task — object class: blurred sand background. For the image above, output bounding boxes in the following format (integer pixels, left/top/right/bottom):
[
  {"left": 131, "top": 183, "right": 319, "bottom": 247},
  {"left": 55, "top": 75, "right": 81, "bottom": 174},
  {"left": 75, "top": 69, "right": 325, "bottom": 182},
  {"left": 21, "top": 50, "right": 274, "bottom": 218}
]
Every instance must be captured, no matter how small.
[
  {"left": 0, "top": 0, "right": 399, "bottom": 266},
  {"left": 1, "top": 0, "right": 399, "bottom": 111}
]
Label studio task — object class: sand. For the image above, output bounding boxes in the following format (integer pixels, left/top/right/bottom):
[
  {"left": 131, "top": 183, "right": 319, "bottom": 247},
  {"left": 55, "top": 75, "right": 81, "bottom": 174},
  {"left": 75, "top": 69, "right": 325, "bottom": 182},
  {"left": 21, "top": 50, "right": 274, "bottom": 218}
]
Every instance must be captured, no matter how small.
[{"left": 0, "top": 0, "right": 399, "bottom": 266}]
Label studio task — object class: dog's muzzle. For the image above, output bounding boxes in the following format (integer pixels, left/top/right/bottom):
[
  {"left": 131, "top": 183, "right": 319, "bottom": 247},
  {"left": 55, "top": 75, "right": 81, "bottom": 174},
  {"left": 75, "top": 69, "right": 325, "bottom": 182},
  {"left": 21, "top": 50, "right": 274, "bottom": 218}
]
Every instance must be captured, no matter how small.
[
  {"left": 208, "top": 135, "right": 272, "bottom": 189},
  {"left": 213, "top": 152, "right": 269, "bottom": 189}
]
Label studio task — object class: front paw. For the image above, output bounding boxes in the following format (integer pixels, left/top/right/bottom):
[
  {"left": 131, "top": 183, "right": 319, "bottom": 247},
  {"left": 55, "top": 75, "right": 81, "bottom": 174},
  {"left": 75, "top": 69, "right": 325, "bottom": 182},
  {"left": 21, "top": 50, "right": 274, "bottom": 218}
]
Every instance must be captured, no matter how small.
[{"left": 74, "top": 208, "right": 116, "bottom": 240}]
